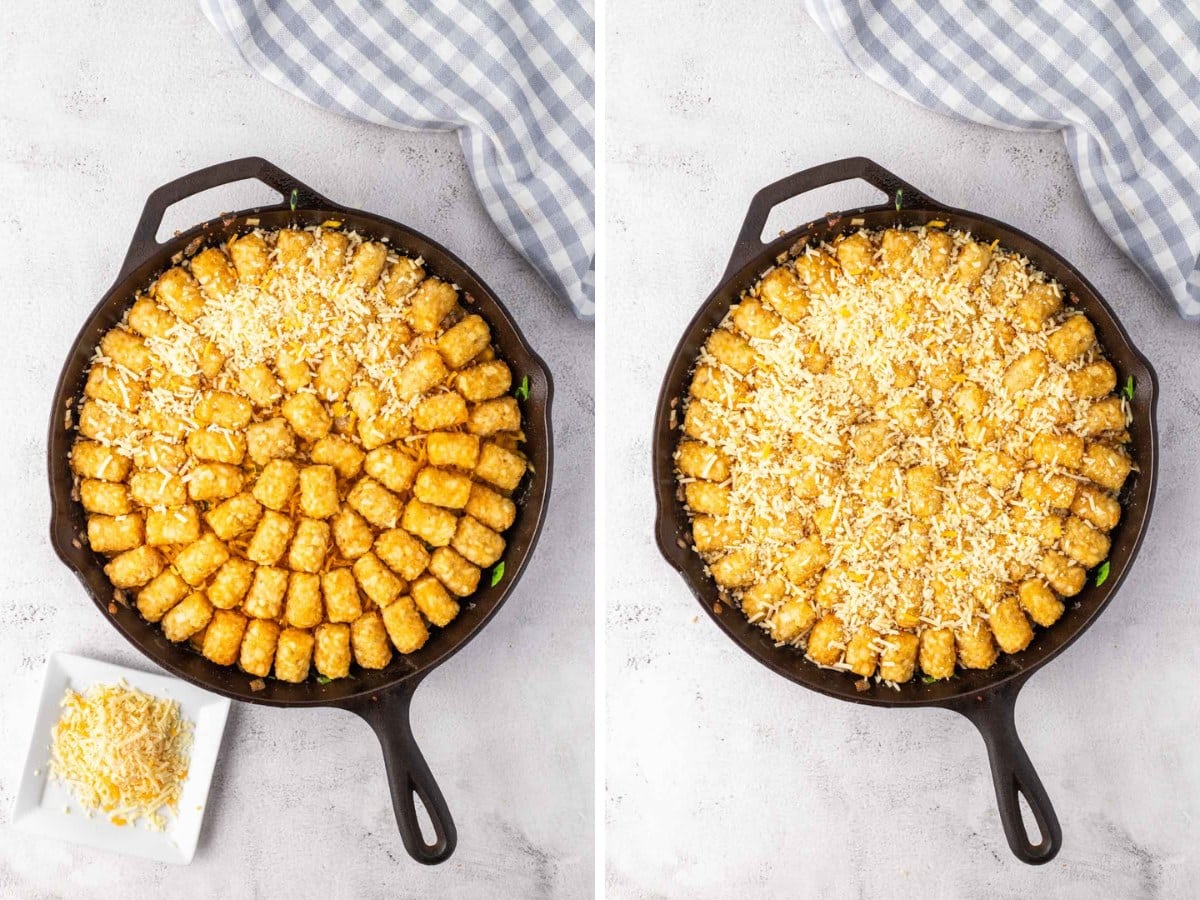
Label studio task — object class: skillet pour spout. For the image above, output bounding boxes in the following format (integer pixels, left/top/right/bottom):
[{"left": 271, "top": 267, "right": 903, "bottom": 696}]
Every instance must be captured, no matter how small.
[
  {"left": 652, "top": 156, "right": 1158, "bottom": 864},
  {"left": 47, "top": 156, "right": 554, "bottom": 865}
]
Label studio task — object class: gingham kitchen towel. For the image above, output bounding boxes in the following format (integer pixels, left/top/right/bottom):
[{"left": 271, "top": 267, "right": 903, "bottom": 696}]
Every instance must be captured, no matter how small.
[
  {"left": 804, "top": 0, "right": 1200, "bottom": 320},
  {"left": 200, "top": 0, "right": 595, "bottom": 319}
]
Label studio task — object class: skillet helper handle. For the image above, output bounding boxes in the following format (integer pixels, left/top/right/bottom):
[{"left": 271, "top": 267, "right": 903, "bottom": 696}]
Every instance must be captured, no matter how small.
[
  {"left": 118, "top": 156, "right": 334, "bottom": 282},
  {"left": 723, "top": 156, "right": 943, "bottom": 281},
  {"left": 954, "top": 678, "right": 1062, "bottom": 864},
  {"left": 349, "top": 681, "right": 458, "bottom": 865}
]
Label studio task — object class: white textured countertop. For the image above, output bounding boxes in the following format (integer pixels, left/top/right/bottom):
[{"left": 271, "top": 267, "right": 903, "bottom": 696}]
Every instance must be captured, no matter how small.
[
  {"left": 606, "top": 4, "right": 1198, "bottom": 898},
  {"left": 0, "top": 2, "right": 593, "bottom": 897}
]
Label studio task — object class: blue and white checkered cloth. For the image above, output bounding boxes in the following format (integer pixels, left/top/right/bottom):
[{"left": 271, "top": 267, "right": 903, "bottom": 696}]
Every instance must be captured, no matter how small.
[
  {"left": 804, "top": 0, "right": 1200, "bottom": 320},
  {"left": 200, "top": 0, "right": 595, "bottom": 319}
]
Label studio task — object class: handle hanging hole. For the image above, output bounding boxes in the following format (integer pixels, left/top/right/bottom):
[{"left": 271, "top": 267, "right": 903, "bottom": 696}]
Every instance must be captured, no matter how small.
[
  {"left": 759, "top": 180, "right": 890, "bottom": 245},
  {"left": 154, "top": 178, "right": 285, "bottom": 243},
  {"left": 1017, "top": 788, "right": 1043, "bottom": 846},
  {"left": 413, "top": 787, "right": 437, "bottom": 848}
]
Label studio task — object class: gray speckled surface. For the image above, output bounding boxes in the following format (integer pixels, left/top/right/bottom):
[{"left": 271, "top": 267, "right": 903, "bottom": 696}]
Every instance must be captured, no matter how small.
[
  {"left": 605, "top": 4, "right": 1198, "bottom": 898},
  {"left": 0, "top": 2, "right": 593, "bottom": 897}
]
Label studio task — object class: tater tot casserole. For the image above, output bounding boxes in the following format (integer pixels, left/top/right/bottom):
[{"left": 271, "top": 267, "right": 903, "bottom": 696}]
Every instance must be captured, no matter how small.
[
  {"left": 675, "top": 226, "right": 1134, "bottom": 686},
  {"left": 70, "top": 227, "right": 528, "bottom": 684}
]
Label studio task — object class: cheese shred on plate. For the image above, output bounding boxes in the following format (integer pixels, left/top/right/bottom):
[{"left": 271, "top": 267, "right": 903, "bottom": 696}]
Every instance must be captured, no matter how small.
[{"left": 48, "top": 681, "right": 194, "bottom": 830}]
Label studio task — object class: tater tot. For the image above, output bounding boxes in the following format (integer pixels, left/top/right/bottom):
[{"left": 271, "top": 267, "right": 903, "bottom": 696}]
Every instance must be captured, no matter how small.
[
  {"left": 1030, "top": 432, "right": 1085, "bottom": 469},
  {"left": 401, "top": 498, "right": 458, "bottom": 547},
  {"left": 288, "top": 517, "right": 331, "bottom": 573},
  {"left": 953, "top": 240, "right": 992, "bottom": 286},
  {"left": 128, "top": 470, "right": 187, "bottom": 508},
  {"left": 187, "top": 463, "right": 243, "bottom": 501},
  {"left": 315, "top": 352, "right": 358, "bottom": 402},
  {"left": 451, "top": 515, "right": 505, "bottom": 568},
  {"left": 127, "top": 297, "right": 177, "bottom": 339},
  {"left": 285, "top": 572, "right": 324, "bottom": 629},
  {"left": 426, "top": 432, "right": 480, "bottom": 470},
  {"left": 1038, "top": 551, "right": 1086, "bottom": 597},
  {"left": 243, "top": 566, "right": 288, "bottom": 619},
  {"left": 410, "top": 574, "right": 460, "bottom": 627},
  {"left": 406, "top": 277, "right": 458, "bottom": 333},
  {"left": 806, "top": 614, "right": 844, "bottom": 666},
  {"left": 239, "top": 363, "right": 283, "bottom": 407},
  {"left": 706, "top": 329, "right": 756, "bottom": 376},
  {"left": 381, "top": 595, "right": 429, "bottom": 653},
  {"left": 1062, "top": 516, "right": 1111, "bottom": 568},
  {"left": 474, "top": 443, "right": 526, "bottom": 491},
  {"left": 310, "top": 434, "right": 365, "bottom": 478},
  {"left": 767, "top": 596, "right": 818, "bottom": 643},
  {"left": 84, "top": 364, "right": 141, "bottom": 409},
  {"left": 249, "top": 460, "right": 297, "bottom": 513},
  {"left": 905, "top": 465, "right": 942, "bottom": 517},
  {"left": 1047, "top": 315, "right": 1095, "bottom": 364},
  {"left": 348, "top": 240, "right": 388, "bottom": 289},
  {"left": 205, "top": 492, "right": 263, "bottom": 541},
  {"left": 414, "top": 467, "right": 473, "bottom": 509},
  {"left": 196, "top": 607, "right": 249, "bottom": 668},
  {"left": 274, "top": 627, "right": 314, "bottom": 683},
  {"left": 757, "top": 266, "right": 810, "bottom": 321},
  {"left": 99, "top": 328, "right": 153, "bottom": 375},
  {"left": 195, "top": 391, "right": 253, "bottom": 430},
  {"left": 428, "top": 547, "right": 480, "bottom": 597},
  {"left": 414, "top": 392, "right": 469, "bottom": 432},
  {"left": 282, "top": 392, "right": 332, "bottom": 441},
  {"left": 1016, "top": 282, "right": 1062, "bottom": 331},
  {"left": 353, "top": 552, "right": 405, "bottom": 607},
  {"left": 455, "top": 359, "right": 511, "bottom": 401},
  {"left": 190, "top": 247, "right": 237, "bottom": 299},
  {"left": 1081, "top": 443, "right": 1132, "bottom": 491},
  {"left": 1069, "top": 361, "right": 1118, "bottom": 399},
  {"left": 467, "top": 397, "right": 521, "bottom": 436},
  {"left": 238, "top": 618, "right": 280, "bottom": 677},
  {"left": 675, "top": 441, "right": 729, "bottom": 482},
  {"left": 956, "top": 618, "right": 999, "bottom": 669},
  {"left": 1071, "top": 484, "right": 1121, "bottom": 531},
  {"left": 78, "top": 400, "right": 135, "bottom": 442},
  {"left": 1019, "top": 579, "right": 1065, "bottom": 627},
  {"left": 322, "top": 568, "right": 362, "bottom": 623},
  {"left": 739, "top": 576, "right": 782, "bottom": 622},
  {"left": 145, "top": 505, "right": 201, "bottom": 546},
  {"left": 920, "top": 230, "right": 954, "bottom": 277},
  {"left": 782, "top": 536, "right": 829, "bottom": 585},
  {"left": 919, "top": 628, "right": 956, "bottom": 679},
  {"left": 187, "top": 428, "right": 246, "bottom": 465},
  {"left": 314, "top": 623, "right": 352, "bottom": 679},
  {"left": 245, "top": 417, "right": 296, "bottom": 466},
  {"left": 87, "top": 513, "right": 144, "bottom": 555},
  {"left": 437, "top": 314, "right": 491, "bottom": 368},
  {"left": 275, "top": 228, "right": 314, "bottom": 270},
  {"left": 683, "top": 481, "right": 729, "bottom": 517},
  {"left": 731, "top": 297, "right": 781, "bottom": 339},
  {"left": 990, "top": 598, "right": 1034, "bottom": 653},
  {"left": 357, "top": 411, "right": 412, "bottom": 451},
  {"left": 384, "top": 257, "right": 425, "bottom": 303},
  {"left": 1082, "top": 397, "right": 1127, "bottom": 436},
  {"left": 136, "top": 570, "right": 188, "bottom": 622},
  {"left": 174, "top": 533, "right": 230, "bottom": 586},
  {"left": 709, "top": 548, "right": 755, "bottom": 587},
  {"left": 246, "top": 509, "right": 295, "bottom": 565},
  {"left": 332, "top": 506, "right": 375, "bottom": 559},
  {"left": 299, "top": 465, "right": 340, "bottom": 519},
  {"left": 314, "top": 229, "right": 350, "bottom": 278},
  {"left": 81, "top": 479, "right": 132, "bottom": 516},
  {"left": 104, "top": 545, "right": 164, "bottom": 589},
  {"left": 375, "top": 528, "right": 430, "bottom": 580},
  {"left": 208, "top": 557, "right": 255, "bottom": 609},
  {"left": 275, "top": 347, "right": 312, "bottom": 392},
  {"left": 465, "top": 483, "right": 516, "bottom": 532},
  {"left": 879, "top": 632, "right": 920, "bottom": 683},
  {"left": 351, "top": 612, "right": 393, "bottom": 669},
  {"left": 396, "top": 348, "right": 450, "bottom": 401},
  {"left": 845, "top": 626, "right": 880, "bottom": 677},
  {"left": 71, "top": 441, "right": 131, "bottom": 482},
  {"left": 1003, "top": 349, "right": 1049, "bottom": 395},
  {"left": 1019, "top": 470, "right": 1077, "bottom": 509},
  {"left": 162, "top": 591, "right": 214, "bottom": 643},
  {"left": 835, "top": 232, "right": 875, "bottom": 278},
  {"left": 360, "top": 448, "right": 422, "bottom": 496},
  {"left": 347, "top": 476, "right": 403, "bottom": 528}
]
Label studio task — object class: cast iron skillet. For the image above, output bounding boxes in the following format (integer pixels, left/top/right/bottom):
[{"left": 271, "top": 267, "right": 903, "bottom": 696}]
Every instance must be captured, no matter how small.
[
  {"left": 653, "top": 157, "right": 1158, "bottom": 864},
  {"left": 47, "top": 157, "right": 553, "bottom": 865}
]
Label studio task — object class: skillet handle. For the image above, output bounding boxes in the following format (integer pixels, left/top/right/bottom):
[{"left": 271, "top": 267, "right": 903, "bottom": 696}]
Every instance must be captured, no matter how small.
[
  {"left": 723, "top": 156, "right": 943, "bottom": 281},
  {"left": 952, "top": 678, "right": 1062, "bottom": 864},
  {"left": 117, "top": 156, "right": 334, "bottom": 282},
  {"left": 346, "top": 681, "right": 458, "bottom": 865}
]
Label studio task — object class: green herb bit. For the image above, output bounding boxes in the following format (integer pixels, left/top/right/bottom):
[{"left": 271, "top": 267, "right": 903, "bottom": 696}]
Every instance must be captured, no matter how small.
[
  {"left": 1121, "top": 375, "right": 1135, "bottom": 401},
  {"left": 921, "top": 674, "right": 936, "bottom": 684},
  {"left": 1094, "top": 560, "right": 1111, "bottom": 587},
  {"left": 515, "top": 374, "right": 531, "bottom": 401},
  {"left": 490, "top": 561, "right": 506, "bottom": 587},
  {"left": 315, "top": 674, "right": 332, "bottom": 685},
  {"left": 289, "top": 188, "right": 299, "bottom": 212},
  {"left": 894, "top": 188, "right": 904, "bottom": 212}
]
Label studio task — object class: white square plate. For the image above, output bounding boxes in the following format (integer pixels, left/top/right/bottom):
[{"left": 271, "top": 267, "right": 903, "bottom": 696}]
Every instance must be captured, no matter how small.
[{"left": 10, "top": 652, "right": 231, "bottom": 864}]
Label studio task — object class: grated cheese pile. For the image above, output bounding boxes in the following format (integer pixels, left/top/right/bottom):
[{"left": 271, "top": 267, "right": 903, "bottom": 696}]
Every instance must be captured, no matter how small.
[
  {"left": 677, "top": 225, "right": 1132, "bottom": 682},
  {"left": 48, "top": 681, "right": 193, "bottom": 830}
]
